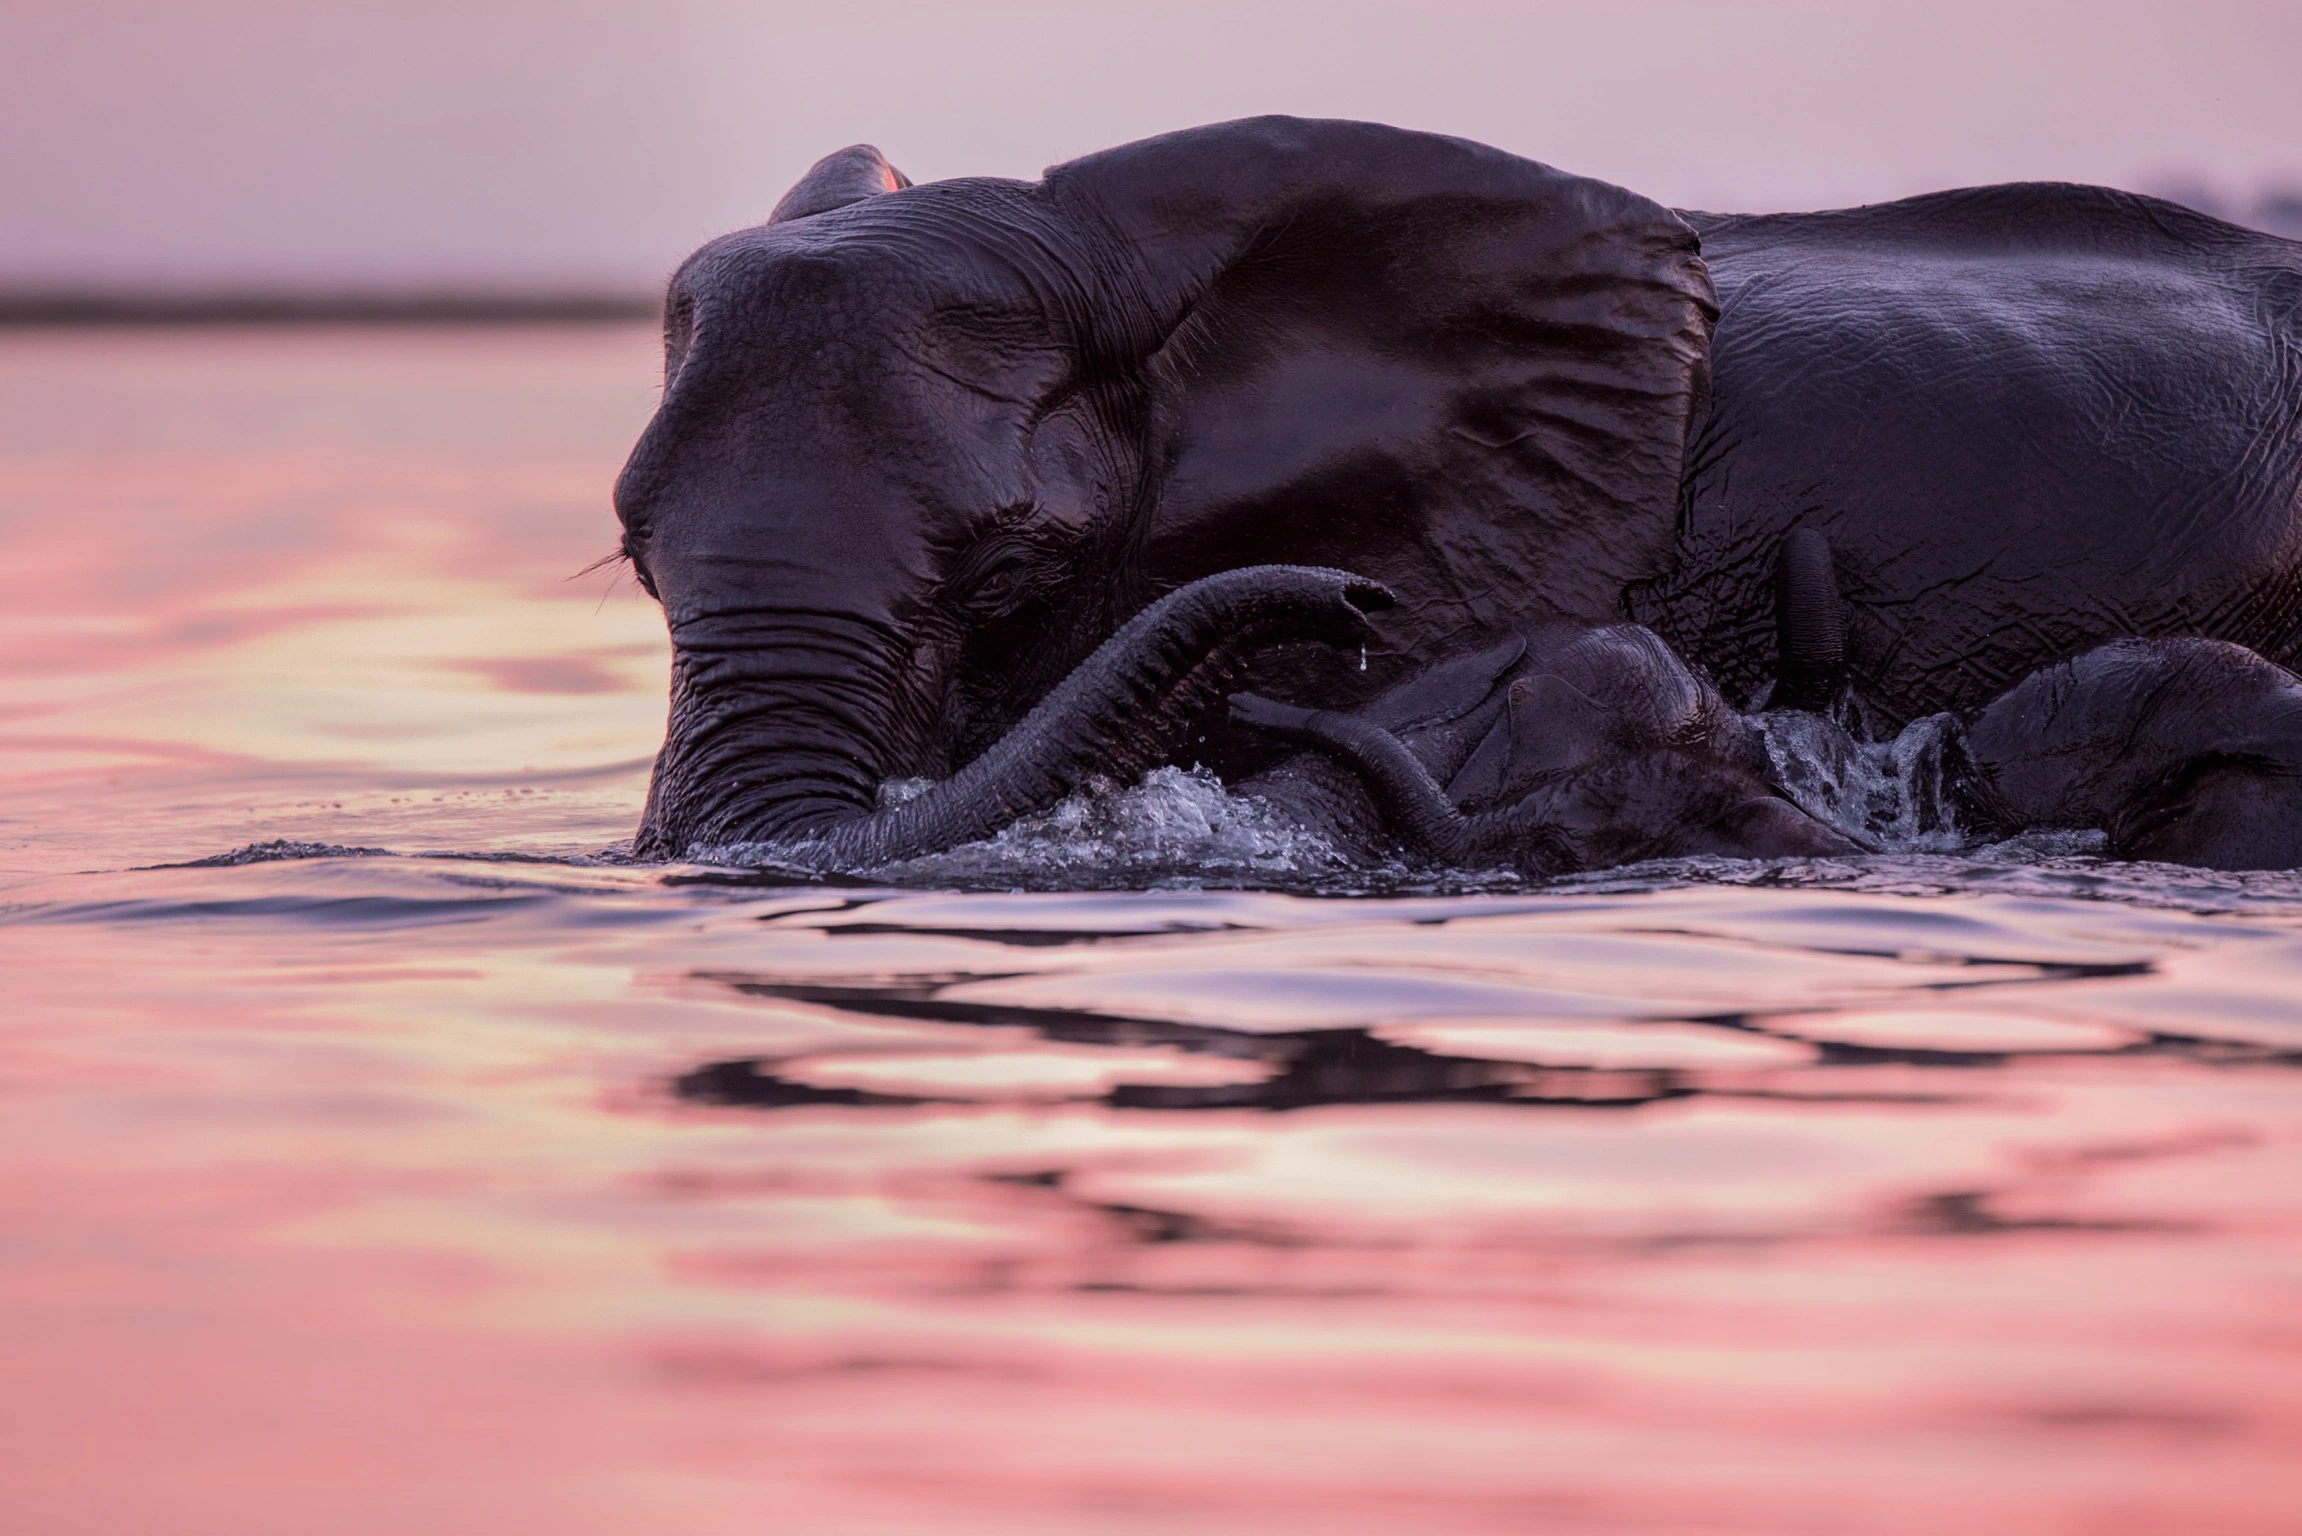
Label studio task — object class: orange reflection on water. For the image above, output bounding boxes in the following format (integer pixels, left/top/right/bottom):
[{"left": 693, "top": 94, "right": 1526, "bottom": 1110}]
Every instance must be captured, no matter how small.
[{"left": 1, "top": 328, "right": 2300, "bottom": 1534}]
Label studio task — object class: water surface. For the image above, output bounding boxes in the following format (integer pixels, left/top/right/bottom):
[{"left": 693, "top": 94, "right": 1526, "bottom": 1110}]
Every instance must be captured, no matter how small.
[{"left": 3, "top": 327, "right": 2300, "bottom": 1534}]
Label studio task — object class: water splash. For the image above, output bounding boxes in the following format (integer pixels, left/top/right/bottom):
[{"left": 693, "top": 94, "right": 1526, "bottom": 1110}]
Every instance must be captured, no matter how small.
[
  {"left": 876, "top": 765, "right": 1372, "bottom": 890},
  {"left": 1758, "top": 709, "right": 1973, "bottom": 853},
  {"left": 700, "top": 715, "right": 2021, "bottom": 894},
  {"left": 685, "top": 711, "right": 2302, "bottom": 907},
  {"left": 690, "top": 766, "right": 1375, "bottom": 891}
]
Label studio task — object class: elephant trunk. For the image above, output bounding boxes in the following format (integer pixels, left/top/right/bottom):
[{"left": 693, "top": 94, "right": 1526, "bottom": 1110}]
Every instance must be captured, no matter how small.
[
  {"left": 1228, "top": 691, "right": 1476, "bottom": 864},
  {"left": 646, "top": 566, "right": 1391, "bottom": 866},
  {"left": 1774, "top": 525, "right": 1846, "bottom": 710}
]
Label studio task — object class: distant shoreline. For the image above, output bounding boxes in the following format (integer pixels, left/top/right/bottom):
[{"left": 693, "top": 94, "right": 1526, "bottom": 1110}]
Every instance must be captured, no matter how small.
[{"left": 0, "top": 293, "right": 661, "bottom": 327}]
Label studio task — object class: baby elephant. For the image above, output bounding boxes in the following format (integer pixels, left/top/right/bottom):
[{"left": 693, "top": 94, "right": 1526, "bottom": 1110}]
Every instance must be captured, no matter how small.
[
  {"left": 1962, "top": 637, "right": 2302, "bottom": 869},
  {"left": 1231, "top": 622, "right": 1863, "bottom": 875}
]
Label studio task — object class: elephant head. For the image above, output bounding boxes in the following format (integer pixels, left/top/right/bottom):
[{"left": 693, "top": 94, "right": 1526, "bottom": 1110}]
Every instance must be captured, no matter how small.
[
  {"left": 615, "top": 118, "right": 1715, "bottom": 861},
  {"left": 1964, "top": 636, "right": 2302, "bottom": 869}
]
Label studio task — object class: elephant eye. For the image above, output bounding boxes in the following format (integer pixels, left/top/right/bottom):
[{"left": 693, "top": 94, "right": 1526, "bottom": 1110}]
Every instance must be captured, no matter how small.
[
  {"left": 954, "top": 536, "right": 1044, "bottom": 616},
  {"left": 622, "top": 533, "right": 660, "bottom": 599},
  {"left": 971, "top": 554, "right": 1032, "bottom": 608}
]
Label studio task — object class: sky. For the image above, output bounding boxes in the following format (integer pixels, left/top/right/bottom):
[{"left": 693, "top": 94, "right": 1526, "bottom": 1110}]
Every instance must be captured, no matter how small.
[{"left": 3, "top": 0, "right": 2299, "bottom": 293}]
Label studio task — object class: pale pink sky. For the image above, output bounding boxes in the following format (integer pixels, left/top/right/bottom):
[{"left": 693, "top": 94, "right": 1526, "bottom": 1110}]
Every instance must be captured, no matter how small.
[{"left": 3, "top": 0, "right": 2298, "bottom": 291}]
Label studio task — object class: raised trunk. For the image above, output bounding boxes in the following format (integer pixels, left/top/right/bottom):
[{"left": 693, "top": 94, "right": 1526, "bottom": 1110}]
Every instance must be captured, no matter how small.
[{"left": 644, "top": 566, "right": 1391, "bottom": 866}]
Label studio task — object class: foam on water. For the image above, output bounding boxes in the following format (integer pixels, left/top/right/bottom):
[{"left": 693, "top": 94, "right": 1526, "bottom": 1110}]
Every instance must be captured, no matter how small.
[
  {"left": 698, "top": 694, "right": 1975, "bottom": 894},
  {"left": 889, "top": 766, "right": 1394, "bottom": 889}
]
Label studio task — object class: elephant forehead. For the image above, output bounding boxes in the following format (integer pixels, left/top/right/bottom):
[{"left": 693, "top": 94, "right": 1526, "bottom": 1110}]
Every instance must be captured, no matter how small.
[
  {"left": 1540, "top": 625, "right": 1707, "bottom": 728},
  {"left": 636, "top": 280, "right": 1073, "bottom": 532},
  {"left": 671, "top": 210, "right": 1081, "bottom": 388}
]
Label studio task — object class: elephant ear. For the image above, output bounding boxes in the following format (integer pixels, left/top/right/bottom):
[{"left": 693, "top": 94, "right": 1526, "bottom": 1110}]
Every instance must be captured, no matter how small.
[
  {"left": 1447, "top": 675, "right": 1612, "bottom": 809},
  {"left": 769, "top": 144, "right": 913, "bottom": 224},
  {"left": 1042, "top": 116, "right": 1715, "bottom": 638}
]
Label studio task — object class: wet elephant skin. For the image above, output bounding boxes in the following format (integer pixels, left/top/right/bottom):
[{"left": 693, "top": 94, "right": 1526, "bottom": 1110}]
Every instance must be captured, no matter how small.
[{"left": 1635, "top": 189, "right": 2302, "bottom": 721}]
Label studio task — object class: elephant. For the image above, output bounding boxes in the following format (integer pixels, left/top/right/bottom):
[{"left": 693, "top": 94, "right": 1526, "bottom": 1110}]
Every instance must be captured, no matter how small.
[{"left": 611, "top": 116, "right": 2302, "bottom": 872}]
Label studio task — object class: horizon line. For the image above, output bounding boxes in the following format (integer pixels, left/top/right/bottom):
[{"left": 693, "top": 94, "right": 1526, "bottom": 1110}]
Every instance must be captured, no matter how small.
[{"left": 0, "top": 290, "right": 663, "bottom": 327}]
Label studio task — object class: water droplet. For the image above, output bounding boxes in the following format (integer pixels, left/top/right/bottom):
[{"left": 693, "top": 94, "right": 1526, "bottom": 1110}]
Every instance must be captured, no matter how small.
[{"left": 1358, "top": 645, "right": 1368, "bottom": 672}]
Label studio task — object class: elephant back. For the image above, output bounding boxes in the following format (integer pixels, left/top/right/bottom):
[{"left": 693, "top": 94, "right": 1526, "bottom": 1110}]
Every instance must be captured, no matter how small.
[{"left": 1636, "top": 182, "right": 2302, "bottom": 721}]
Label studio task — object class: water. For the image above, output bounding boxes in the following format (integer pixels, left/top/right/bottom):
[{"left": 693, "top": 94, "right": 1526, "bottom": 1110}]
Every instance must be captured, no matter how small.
[{"left": 3, "top": 327, "right": 2300, "bottom": 1535}]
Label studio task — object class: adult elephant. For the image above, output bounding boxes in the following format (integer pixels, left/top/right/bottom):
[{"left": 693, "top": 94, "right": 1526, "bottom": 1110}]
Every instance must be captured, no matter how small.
[{"left": 614, "top": 116, "right": 2302, "bottom": 863}]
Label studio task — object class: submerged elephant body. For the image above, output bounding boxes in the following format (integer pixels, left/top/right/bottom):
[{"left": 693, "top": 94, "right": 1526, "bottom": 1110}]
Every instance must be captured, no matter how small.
[{"left": 613, "top": 116, "right": 2302, "bottom": 874}]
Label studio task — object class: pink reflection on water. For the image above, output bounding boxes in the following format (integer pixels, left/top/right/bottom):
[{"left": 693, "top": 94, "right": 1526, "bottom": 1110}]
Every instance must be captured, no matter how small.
[
  {"left": 1, "top": 329, "right": 2299, "bottom": 1533},
  {"left": 0, "top": 327, "right": 668, "bottom": 869}
]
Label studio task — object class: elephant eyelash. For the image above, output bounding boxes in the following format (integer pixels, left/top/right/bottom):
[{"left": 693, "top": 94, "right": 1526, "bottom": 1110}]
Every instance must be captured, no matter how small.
[
  {"left": 947, "top": 526, "right": 1054, "bottom": 613},
  {"left": 661, "top": 292, "right": 698, "bottom": 386},
  {"left": 965, "top": 551, "right": 1037, "bottom": 604},
  {"left": 574, "top": 539, "right": 657, "bottom": 599}
]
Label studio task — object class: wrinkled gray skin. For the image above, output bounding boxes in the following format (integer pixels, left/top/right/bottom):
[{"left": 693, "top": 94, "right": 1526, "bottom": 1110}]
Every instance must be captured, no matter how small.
[
  {"left": 645, "top": 561, "right": 1390, "bottom": 866},
  {"left": 615, "top": 117, "right": 2302, "bottom": 873},
  {"left": 1633, "top": 187, "right": 2302, "bottom": 719}
]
